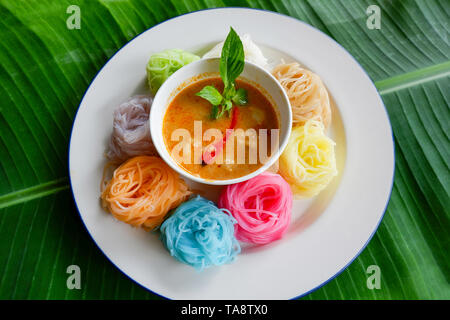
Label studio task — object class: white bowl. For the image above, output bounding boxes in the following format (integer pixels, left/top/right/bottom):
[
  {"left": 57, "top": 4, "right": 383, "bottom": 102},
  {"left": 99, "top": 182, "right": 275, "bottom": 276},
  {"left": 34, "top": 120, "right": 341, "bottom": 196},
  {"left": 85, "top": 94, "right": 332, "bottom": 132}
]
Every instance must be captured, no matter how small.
[{"left": 149, "top": 58, "right": 292, "bottom": 185}]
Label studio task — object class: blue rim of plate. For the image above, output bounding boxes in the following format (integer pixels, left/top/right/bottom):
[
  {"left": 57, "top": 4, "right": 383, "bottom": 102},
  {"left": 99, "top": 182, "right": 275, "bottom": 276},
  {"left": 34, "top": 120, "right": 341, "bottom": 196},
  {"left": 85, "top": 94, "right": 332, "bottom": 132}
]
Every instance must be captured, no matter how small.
[{"left": 68, "top": 7, "right": 395, "bottom": 300}]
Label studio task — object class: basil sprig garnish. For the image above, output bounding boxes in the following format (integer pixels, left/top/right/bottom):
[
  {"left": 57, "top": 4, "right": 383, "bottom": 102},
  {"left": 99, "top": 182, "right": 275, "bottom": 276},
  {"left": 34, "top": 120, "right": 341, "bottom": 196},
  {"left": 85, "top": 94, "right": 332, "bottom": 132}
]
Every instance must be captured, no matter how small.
[{"left": 196, "top": 27, "right": 248, "bottom": 119}]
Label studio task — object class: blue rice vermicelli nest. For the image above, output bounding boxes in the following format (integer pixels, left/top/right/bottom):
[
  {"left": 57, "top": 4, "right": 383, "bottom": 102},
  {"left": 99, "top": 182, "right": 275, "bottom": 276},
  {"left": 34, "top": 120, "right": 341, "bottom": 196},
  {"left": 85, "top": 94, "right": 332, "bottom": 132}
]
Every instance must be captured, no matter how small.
[{"left": 160, "top": 195, "right": 241, "bottom": 270}]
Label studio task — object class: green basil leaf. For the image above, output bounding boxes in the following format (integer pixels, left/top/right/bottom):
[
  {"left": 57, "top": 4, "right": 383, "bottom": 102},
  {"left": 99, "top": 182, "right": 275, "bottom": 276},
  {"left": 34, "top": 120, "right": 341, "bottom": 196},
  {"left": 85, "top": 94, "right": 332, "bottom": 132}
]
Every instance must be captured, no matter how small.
[
  {"left": 196, "top": 85, "right": 223, "bottom": 106},
  {"left": 210, "top": 104, "right": 219, "bottom": 119},
  {"left": 224, "top": 99, "right": 232, "bottom": 111},
  {"left": 223, "top": 100, "right": 233, "bottom": 118},
  {"left": 217, "top": 105, "right": 226, "bottom": 119},
  {"left": 232, "top": 88, "right": 248, "bottom": 105},
  {"left": 223, "top": 83, "right": 236, "bottom": 100},
  {"left": 220, "top": 27, "right": 245, "bottom": 89}
]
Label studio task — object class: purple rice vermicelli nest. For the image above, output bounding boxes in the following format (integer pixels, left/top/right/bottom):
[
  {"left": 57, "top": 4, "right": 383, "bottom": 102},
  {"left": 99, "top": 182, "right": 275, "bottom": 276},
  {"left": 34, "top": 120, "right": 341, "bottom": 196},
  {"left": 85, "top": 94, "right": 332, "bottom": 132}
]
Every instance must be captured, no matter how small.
[{"left": 107, "top": 95, "right": 157, "bottom": 162}]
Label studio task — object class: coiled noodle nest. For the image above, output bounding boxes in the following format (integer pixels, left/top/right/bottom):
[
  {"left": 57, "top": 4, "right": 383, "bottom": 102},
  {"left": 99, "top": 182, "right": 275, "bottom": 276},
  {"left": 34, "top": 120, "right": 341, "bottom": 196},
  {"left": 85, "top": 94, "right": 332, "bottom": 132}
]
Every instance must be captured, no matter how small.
[
  {"left": 272, "top": 62, "right": 331, "bottom": 128},
  {"left": 279, "top": 120, "right": 337, "bottom": 198},
  {"left": 101, "top": 156, "right": 191, "bottom": 230},
  {"left": 146, "top": 49, "right": 200, "bottom": 94},
  {"left": 107, "top": 95, "right": 157, "bottom": 162},
  {"left": 160, "top": 196, "right": 240, "bottom": 270}
]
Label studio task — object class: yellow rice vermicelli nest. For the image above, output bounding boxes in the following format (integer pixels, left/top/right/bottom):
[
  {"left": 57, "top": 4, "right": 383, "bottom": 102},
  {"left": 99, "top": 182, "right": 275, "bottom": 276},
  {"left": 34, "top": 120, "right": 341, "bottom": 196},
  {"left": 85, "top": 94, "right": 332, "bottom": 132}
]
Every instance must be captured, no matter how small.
[{"left": 279, "top": 120, "right": 337, "bottom": 198}]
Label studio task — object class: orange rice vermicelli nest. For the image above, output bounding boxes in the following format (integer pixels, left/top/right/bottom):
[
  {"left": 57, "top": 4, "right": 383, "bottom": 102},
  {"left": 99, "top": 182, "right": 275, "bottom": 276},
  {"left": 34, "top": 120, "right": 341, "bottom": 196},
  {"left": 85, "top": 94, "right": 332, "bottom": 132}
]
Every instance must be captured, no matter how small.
[
  {"left": 272, "top": 62, "right": 331, "bottom": 128},
  {"left": 101, "top": 156, "right": 191, "bottom": 230}
]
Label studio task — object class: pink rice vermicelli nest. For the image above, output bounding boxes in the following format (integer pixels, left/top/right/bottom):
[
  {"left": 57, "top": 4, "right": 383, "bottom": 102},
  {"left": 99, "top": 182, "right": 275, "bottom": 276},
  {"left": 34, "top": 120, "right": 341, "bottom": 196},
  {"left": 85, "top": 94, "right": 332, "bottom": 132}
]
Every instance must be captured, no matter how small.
[{"left": 218, "top": 172, "right": 293, "bottom": 244}]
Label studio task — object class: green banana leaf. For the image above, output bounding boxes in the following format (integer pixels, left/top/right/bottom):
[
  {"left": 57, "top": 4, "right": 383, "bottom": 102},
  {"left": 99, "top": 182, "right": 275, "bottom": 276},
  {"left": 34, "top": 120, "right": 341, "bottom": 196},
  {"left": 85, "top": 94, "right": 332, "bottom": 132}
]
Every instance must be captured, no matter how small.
[{"left": 0, "top": 0, "right": 449, "bottom": 299}]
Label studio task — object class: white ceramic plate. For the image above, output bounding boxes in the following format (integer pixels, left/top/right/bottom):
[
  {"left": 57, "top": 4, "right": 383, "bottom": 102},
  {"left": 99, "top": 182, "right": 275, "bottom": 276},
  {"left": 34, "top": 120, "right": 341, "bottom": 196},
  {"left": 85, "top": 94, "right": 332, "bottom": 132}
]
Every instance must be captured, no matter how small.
[{"left": 69, "top": 8, "right": 394, "bottom": 299}]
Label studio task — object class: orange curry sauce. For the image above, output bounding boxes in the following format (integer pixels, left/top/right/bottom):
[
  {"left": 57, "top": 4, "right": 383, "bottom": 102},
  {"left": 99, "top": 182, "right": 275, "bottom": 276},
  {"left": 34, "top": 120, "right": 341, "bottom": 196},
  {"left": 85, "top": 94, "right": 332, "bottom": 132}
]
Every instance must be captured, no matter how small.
[{"left": 163, "top": 77, "right": 279, "bottom": 180}]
